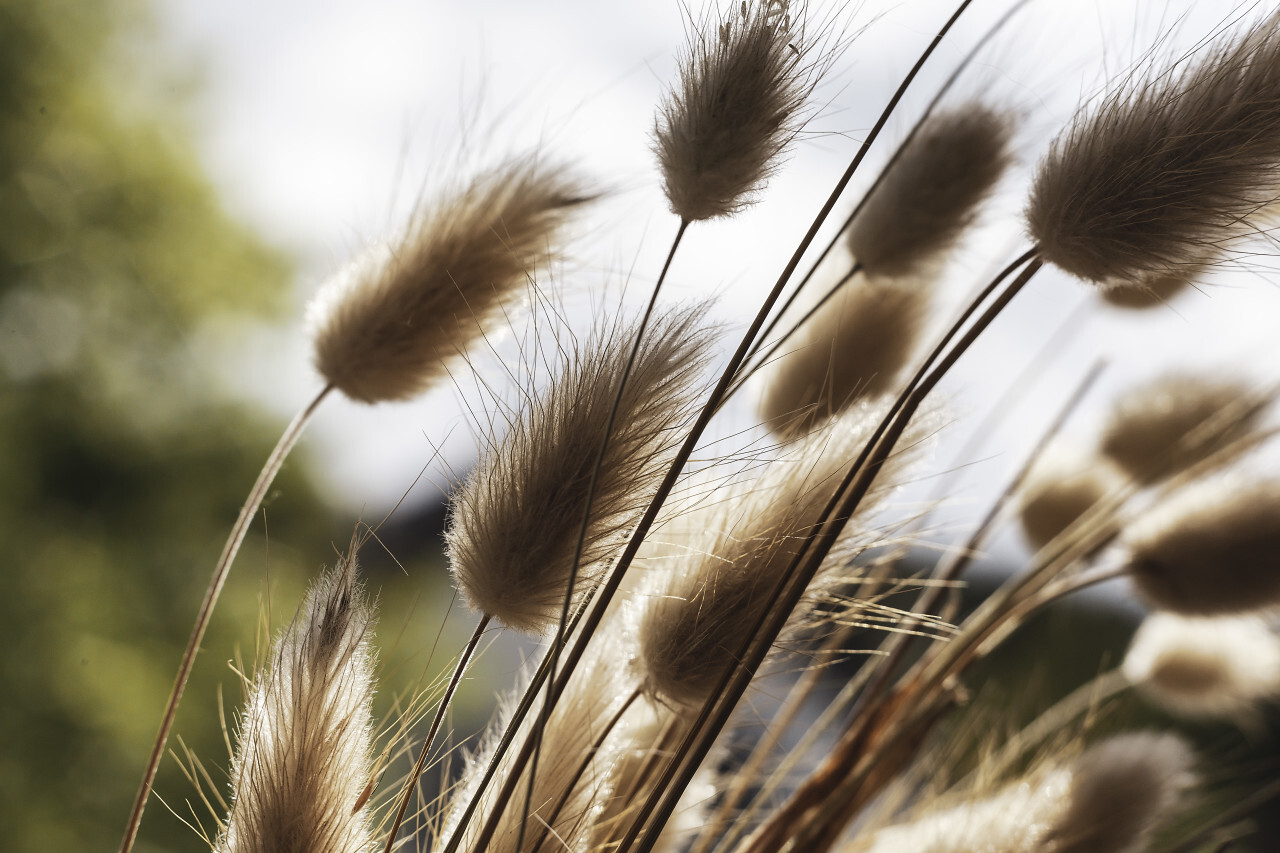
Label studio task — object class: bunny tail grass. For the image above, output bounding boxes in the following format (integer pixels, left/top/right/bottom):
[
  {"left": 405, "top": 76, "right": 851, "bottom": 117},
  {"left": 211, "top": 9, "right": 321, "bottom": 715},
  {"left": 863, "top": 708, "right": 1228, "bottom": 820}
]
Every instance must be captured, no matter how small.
[
  {"left": 308, "top": 155, "right": 592, "bottom": 404},
  {"left": 120, "top": 383, "right": 333, "bottom": 853},
  {"left": 655, "top": 0, "right": 836, "bottom": 221},
  {"left": 445, "top": 304, "right": 713, "bottom": 634},
  {"left": 1027, "top": 10, "right": 1280, "bottom": 285},
  {"left": 218, "top": 557, "right": 377, "bottom": 853},
  {"left": 847, "top": 105, "right": 1012, "bottom": 279}
]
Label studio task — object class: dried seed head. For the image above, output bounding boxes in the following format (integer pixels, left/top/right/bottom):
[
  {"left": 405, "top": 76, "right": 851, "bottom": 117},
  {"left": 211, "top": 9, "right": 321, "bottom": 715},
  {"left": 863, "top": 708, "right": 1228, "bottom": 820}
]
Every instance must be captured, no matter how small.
[
  {"left": 854, "top": 768, "right": 1073, "bottom": 853},
  {"left": 1123, "top": 477, "right": 1280, "bottom": 615},
  {"left": 848, "top": 106, "right": 1013, "bottom": 279},
  {"left": 439, "top": 643, "right": 629, "bottom": 853},
  {"left": 1045, "top": 732, "right": 1196, "bottom": 853},
  {"left": 445, "top": 306, "right": 713, "bottom": 634},
  {"left": 1027, "top": 12, "right": 1280, "bottom": 284},
  {"left": 654, "top": 1, "right": 832, "bottom": 221},
  {"left": 1123, "top": 612, "right": 1280, "bottom": 720},
  {"left": 219, "top": 559, "right": 377, "bottom": 853},
  {"left": 760, "top": 282, "right": 929, "bottom": 439},
  {"left": 1098, "top": 264, "right": 1201, "bottom": 310},
  {"left": 638, "top": 404, "right": 900, "bottom": 707},
  {"left": 1099, "top": 373, "right": 1266, "bottom": 484},
  {"left": 1017, "top": 443, "right": 1124, "bottom": 550},
  {"left": 307, "top": 156, "right": 591, "bottom": 403}
]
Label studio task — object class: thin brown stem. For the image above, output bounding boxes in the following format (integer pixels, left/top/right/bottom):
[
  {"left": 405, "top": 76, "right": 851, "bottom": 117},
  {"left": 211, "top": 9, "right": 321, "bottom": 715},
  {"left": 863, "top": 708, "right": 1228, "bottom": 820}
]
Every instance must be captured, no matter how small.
[
  {"left": 725, "top": 263, "right": 862, "bottom": 402},
  {"left": 513, "top": 217, "right": 689, "bottom": 853},
  {"left": 119, "top": 383, "right": 333, "bottom": 853},
  {"left": 383, "top": 614, "right": 491, "bottom": 853}
]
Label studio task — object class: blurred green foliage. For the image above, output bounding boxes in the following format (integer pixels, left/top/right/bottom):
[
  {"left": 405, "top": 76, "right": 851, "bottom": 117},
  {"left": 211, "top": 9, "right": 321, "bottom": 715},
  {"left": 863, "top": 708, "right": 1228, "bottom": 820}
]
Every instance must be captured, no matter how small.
[{"left": 0, "top": 0, "right": 333, "bottom": 849}]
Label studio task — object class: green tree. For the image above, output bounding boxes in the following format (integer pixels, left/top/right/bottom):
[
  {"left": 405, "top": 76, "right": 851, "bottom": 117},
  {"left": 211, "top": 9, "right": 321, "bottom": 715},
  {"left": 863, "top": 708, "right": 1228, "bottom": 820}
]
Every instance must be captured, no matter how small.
[{"left": 0, "top": 1, "right": 329, "bottom": 848}]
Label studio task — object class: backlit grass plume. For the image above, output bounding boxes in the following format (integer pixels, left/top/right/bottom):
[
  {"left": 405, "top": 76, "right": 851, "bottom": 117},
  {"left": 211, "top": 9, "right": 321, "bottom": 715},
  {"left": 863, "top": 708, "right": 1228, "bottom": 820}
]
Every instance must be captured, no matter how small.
[
  {"left": 760, "top": 281, "right": 929, "bottom": 439},
  {"left": 308, "top": 155, "right": 592, "bottom": 404},
  {"left": 1017, "top": 443, "right": 1123, "bottom": 550},
  {"left": 654, "top": 0, "right": 833, "bottom": 221},
  {"left": 445, "top": 305, "right": 714, "bottom": 634},
  {"left": 1027, "top": 10, "right": 1280, "bottom": 285},
  {"left": 1123, "top": 612, "right": 1280, "bottom": 721},
  {"left": 1123, "top": 477, "right": 1280, "bottom": 615},
  {"left": 1099, "top": 373, "right": 1266, "bottom": 484},
  {"left": 847, "top": 105, "right": 1012, "bottom": 279},
  {"left": 218, "top": 558, "right": 377, "bottom": 853},
  {"left": 638, "top": 404, "right": 903, "bottom": 707}
]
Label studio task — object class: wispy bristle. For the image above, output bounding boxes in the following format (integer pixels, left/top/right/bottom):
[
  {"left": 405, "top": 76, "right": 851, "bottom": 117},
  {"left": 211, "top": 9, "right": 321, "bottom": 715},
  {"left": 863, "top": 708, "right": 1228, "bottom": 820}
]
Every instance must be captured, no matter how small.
[
  {"left": 307, "top": 156, "right": 591, "bottom": 403},
  {"left": 1099, "top": 373, "right": 1265, "bottom": 484},
  {"left": 1017, "top": 443, "right": 1124, "bottom": 550},
  {"left": 638, "top": 404, "right": 906, "bottom": 707},
  {"left": 848, "top": 106, "right": 1012, "bottom": 279},
  {"left": 219, "top": 559, "right": 376, "bottom": 853},
  {"left": 439, "top": 647, "right": 628, "bottom": 853},
  {"left": 1044, "top": 732, "right": 1196, "bottom": 853},
  {"left": 1123, "top": 477, "right": 1280, "bottom": 615},
  {"left": 1027, "top": 11, "right": 1280, "bottom": 284},
  {"left": 654, "top": 1, "right": 833, "bottom": 221},
  {"left": 1123, "top": 612, "right": 1280, "bottom": 721},
  {"left": 854, "top": 767, "right": 1073, "bottom": 852},
  {"left": 760, "top": 282, "right": 929, "bottom": 439},
  {"left": 446, "top": 305, "right": 714, "bottom": 634},
  {"left": 1098, "top": 265, "right": 1198, "bottom": 309}
]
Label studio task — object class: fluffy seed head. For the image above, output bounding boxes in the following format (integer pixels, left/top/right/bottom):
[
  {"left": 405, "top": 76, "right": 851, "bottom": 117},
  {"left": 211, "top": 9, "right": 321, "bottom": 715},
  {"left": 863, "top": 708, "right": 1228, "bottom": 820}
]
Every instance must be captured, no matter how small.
[
  {"left": 760, "top": 282, "right": 929, "bottom": 439},
  {"left": 1099, "top": 373, "right": 1265, "bottom": 483},
  {"left": 848, "top": 106, "right": 1013, "bottom": 278},
  {"left": 307, "top": 156, "right": 591, "bottom": 403},
  {"left": 446, "top": 306, "right": 713, "bottom": 634},
  {"left": 219, "top": 560, "right": 377, "bottom": 853},
  {"left": 1123, "top": 612, "right": 1280, "bottom": 720},
  {"left": 639, "top": 404, "right": 903, "bottom": 707},
  {"left": 439, "top": 645, "right": 629, "bottom": 853},
  {"left": 853, "top": 769, "right": 1073, "bottom": 853},
  {"left": 1018, "top": 443, "right": 1125, "bottom": 550},
  {"left": 654, "top": 1, "right": 831, "bottom": 221},
  {"left": 1027, "top": 11, "right": 1280, "bottom": 284},
  {"left": 1123, "top": 477, "right": 1280, "bottom": 615},
  {"left": 1098, "top": 265, "right": 1199, "bottom": 310},
  {"left": 1045, "top": 732, "right": 1196, "bottom": 853}
]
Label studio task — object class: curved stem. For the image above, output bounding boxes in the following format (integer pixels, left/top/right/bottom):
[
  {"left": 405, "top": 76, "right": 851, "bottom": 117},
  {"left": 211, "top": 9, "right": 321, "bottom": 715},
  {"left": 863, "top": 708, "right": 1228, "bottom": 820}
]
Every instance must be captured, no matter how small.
[
  {"left": 512, "top": 217, "right": 689, "bottom": 853},
  {"left": 725, "top": 263, "right": 862, "bottom": 402},
  {"left": 383, "top": 614, "right": 492, "bottom": 853},
  {"left": 119, "top": 383, "right": 333, "bottom": 853}
]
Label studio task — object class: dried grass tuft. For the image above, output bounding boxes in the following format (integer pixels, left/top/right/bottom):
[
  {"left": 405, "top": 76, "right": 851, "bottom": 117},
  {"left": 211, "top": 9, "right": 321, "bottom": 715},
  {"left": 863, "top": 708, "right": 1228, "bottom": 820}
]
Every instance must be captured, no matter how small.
[
  {"left": 1027, "top": 11, "right": 1280, "bottom": 284},
  {"left": 848, "top": 105, "right": 1012, "bottom": 279},
  {"left": 760, "top": 281, "right": 930, "bottom": 439},
  {"left": 446, "top": 305, "right": 715, "bottom": 634},
  {"left": 1123, "top": 477, "right": 1280, "bottom": 615},
  {"left": 654, "top": 0, "right": 834, "bottom": 222},
  {"left": 308, "top": 156, "right": 591, "bottom": 403},
  {"left": 218, "top": 559, "right": 377, "bottom": 853}
]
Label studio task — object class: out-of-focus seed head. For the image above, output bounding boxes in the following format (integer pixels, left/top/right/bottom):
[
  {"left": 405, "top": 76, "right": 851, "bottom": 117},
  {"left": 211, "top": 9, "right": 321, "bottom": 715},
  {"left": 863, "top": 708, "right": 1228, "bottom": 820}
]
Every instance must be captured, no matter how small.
[
  {"left": 654, "top": 1, "right": 834, "bottom": 221},
  {"left": 307, "top": 156, "right": 591, "bottom": 403},
  {"left": 848, "top": 106, "right": 1013, "bottom": 279},
  {"left": 1027, "top": 11, "right": 1280, "bottom": 285},
  {"left": 760, "top": 281, "right": 929, "bottom": 439},
  {"left": 1123, "top": 477, "right": 1280, "bottom": 615},
  {"left": 1100, "top": 373, "right": 1267, "bottom": 484},
  {"left": 1045, "top": 732, "right": 1196, "bottom": 853},
  {"left": 1123, "top": 612, "right": 1280, "bottom": 721},
  {"left": 1018, "top": 443, "right": 1125, "bottom": 550}
]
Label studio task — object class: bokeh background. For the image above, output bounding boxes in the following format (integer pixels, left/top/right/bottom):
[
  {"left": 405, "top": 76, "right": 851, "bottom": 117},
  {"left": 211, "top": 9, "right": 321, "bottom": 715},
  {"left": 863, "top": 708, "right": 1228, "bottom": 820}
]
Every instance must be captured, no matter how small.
[{"left": 5, "top": 0, "right": 1280, "bottom": 849}]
